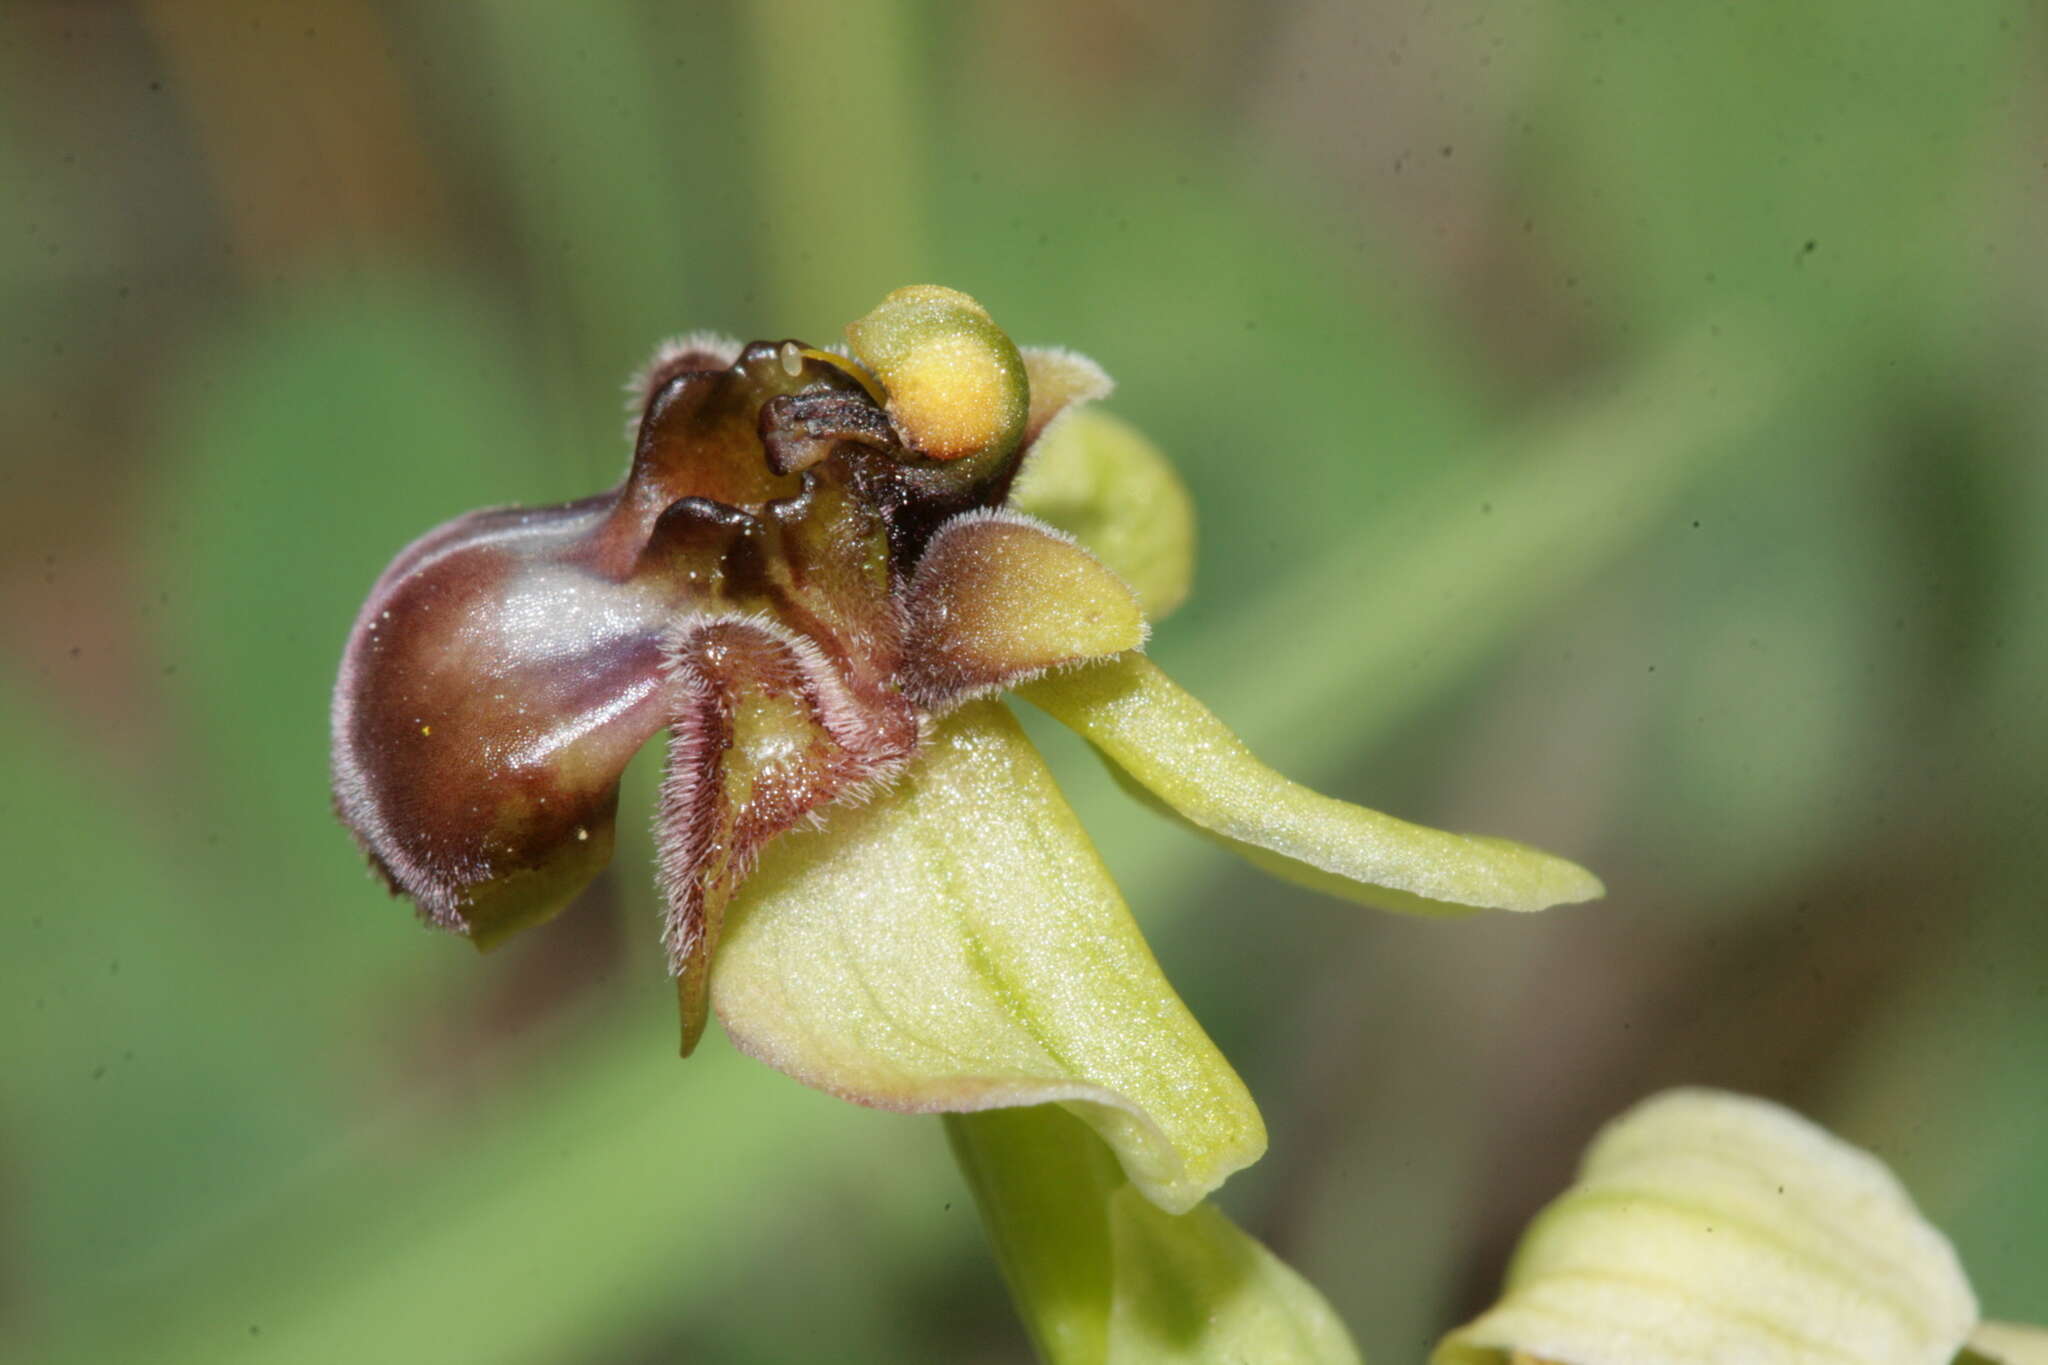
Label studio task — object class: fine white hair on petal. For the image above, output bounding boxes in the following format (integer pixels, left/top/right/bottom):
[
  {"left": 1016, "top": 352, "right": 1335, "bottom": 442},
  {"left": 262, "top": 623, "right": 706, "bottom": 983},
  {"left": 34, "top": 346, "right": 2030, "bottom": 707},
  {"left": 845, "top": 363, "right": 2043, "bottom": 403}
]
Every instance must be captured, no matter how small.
[
  {"left": 1020, "top": 344, "right": 1115, "bottom": 400},
  {"left": 899, "top": 507, "right": 1149, "bottom": 716},
  {"left": 657, "top": 609, "right": 910, "bottom": 764},
  {"left": 622, "top": 331, "right": 743, "bottom": 436},
  {"left": 1014, "top": 346, "right": 1115, "bottom": 471},
  {"left": 925, "top": 504, "right": 1081, "bottom": 544},
  {"left": 653, "top": 610, "right": 923, "bottom": 972}
]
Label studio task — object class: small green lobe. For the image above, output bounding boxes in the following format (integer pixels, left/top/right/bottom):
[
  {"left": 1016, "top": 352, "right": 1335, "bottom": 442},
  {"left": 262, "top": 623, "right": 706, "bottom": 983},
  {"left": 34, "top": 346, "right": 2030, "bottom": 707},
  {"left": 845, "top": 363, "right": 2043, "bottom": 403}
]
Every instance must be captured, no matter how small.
[{"left": 1011, "top": 406, "right": 1196, "bottom": 622}]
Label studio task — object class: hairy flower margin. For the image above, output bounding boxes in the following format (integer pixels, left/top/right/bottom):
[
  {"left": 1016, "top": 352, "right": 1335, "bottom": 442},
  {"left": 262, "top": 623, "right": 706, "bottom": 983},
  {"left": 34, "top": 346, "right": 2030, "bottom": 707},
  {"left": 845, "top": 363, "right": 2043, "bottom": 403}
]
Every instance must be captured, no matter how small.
[{"left": 329, "top": 284, "right": 1603, "bottom": 1220}]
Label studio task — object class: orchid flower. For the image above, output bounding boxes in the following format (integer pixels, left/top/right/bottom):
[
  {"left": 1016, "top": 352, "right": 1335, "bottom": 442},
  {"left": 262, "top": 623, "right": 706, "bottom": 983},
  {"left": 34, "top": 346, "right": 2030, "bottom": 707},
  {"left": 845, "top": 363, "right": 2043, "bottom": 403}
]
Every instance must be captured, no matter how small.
[
  {"left": 1437, "top": 1088, "right": 2048, "bottom": 1365},
  {"left": 329, "top": 284, "right": 1600, "bottom": 1300}
]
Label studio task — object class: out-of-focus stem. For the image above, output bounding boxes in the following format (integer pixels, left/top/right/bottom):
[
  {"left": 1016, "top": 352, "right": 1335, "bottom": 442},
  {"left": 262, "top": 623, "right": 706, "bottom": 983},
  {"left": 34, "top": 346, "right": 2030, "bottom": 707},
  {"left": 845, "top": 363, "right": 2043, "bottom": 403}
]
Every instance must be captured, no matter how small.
[
  {"left": 946, "top": 1106, "right": 1365, "bottom": 1365},
  {"left": 947, "top": 1108, "right": 1118, "bottom": 1365},
  {"left": 137, "top": 0, "right": 446, "bottom": 274},
  {"left": 742, "top": 0, "right": 927, "bottom": 335},
  {"left": 1190, "top": 316, "right": 1786, "bottom": 762}
]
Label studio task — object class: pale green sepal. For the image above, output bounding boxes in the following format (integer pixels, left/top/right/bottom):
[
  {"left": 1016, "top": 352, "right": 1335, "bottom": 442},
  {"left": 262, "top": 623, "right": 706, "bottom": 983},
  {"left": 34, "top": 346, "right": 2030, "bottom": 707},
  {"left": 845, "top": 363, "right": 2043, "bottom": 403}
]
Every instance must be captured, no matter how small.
[
  {"left": 1021, "top": 653, "right": 1603, "bottom": 915},
  {"left": 1011, "top": 406, "right": 1197, "bottom": 621},
  {"left": 948, "top": 1105, "right": 1364, "bottom": 1365},
  {"left": 713, "top": 699, "right": 1265, "bottom": 1214},
  {"left": 1965, "top": 1323, "right": 2048, "bottom": 1365},
  {"left": 1433, "top": 1088, "right": 1978, "bottom": 1365}
]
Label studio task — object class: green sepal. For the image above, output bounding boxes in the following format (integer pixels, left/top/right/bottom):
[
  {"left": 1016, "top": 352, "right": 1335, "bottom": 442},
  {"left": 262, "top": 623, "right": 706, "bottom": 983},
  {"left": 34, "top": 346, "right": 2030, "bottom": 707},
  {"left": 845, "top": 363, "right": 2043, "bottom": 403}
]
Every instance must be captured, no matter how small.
[
  {"left": 1011, "top": 406, "right": 1197, "bottom": 621},
  {"left": 712, "top": 699, "right": 1265, "bottom": 1214},
  {"left": 1022, "top": 653, "right": 1603, "bottom": 916},
  {"left": 947, "top": 1105, "right": 1363, "bottom": 1365}
]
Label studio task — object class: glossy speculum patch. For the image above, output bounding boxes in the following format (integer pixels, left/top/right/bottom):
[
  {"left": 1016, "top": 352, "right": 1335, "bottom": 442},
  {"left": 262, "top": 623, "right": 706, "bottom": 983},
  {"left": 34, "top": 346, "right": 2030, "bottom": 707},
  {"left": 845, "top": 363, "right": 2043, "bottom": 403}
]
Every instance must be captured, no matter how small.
[{"left": 330, "top": 286, "right": 1132, "bottom": 1051}]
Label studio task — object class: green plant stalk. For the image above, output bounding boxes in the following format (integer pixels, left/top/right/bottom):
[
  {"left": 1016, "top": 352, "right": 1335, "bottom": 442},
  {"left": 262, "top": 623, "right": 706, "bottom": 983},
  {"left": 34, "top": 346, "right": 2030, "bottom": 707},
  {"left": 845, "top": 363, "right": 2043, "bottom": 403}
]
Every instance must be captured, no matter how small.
[{"left": 947, "top": 1106, "right": 1363, "bottom": 1365}]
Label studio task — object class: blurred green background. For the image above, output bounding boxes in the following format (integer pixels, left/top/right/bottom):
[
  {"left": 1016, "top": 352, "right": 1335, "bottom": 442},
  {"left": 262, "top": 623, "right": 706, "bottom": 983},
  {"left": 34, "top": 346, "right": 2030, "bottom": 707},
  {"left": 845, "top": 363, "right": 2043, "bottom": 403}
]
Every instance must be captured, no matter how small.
[{"left": 4, "top": 2, "right": 2044, "bottom": 1360}]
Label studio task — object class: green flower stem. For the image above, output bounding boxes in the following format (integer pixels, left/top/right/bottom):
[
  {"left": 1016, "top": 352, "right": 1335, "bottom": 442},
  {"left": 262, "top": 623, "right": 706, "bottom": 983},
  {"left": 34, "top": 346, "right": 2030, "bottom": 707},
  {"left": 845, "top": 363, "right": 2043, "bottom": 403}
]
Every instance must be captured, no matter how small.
[
  {"left": 948, "top": 1107, "right": 1121, "bottom": 1365},
  {"left": 947, "top": 1106, "right": 1363, "bottom": 1365}
]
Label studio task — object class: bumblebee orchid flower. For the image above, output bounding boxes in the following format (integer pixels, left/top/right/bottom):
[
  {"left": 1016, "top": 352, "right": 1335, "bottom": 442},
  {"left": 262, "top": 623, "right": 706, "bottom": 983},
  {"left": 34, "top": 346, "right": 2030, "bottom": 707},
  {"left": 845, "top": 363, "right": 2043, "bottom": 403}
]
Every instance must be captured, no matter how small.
[{"left": 330, "top": 284, "right": 1602, "bottom": 1225}]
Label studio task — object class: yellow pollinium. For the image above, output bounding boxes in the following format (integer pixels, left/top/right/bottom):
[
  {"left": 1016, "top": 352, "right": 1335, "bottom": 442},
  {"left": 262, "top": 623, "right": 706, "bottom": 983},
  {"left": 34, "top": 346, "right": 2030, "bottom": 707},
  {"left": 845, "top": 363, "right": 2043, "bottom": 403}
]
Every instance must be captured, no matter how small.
[
  {"left": 845, "top": 285, "right": 1029, "bottom": 461},
  {"left": 796, "top": 346, "right": 886, "bottom": 404}
]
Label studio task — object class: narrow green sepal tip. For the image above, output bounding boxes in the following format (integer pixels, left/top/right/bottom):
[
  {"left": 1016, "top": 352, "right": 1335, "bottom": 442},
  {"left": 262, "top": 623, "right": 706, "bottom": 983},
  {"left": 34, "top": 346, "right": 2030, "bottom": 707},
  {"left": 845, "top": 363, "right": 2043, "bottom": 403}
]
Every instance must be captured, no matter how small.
[{"left": 1023, "top": 653, "right": 1604, "bottom": 917}]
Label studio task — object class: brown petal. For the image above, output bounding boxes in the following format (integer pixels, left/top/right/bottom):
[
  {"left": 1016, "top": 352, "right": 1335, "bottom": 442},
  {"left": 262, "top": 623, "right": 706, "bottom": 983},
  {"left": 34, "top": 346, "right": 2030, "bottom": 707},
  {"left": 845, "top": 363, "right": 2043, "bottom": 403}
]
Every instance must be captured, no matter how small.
[
  {"left": 331, "top": 500, "right": 676, "bottom": 946},
  {"left": 657, "top": 615, "right": 921, "bottom": 1055}
]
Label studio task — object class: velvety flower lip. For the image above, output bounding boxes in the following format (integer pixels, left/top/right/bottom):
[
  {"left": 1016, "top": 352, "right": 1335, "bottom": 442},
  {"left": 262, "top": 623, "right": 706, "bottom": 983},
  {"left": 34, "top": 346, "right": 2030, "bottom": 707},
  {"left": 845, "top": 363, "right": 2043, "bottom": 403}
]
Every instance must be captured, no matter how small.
[{"left": 331, "top": 284, "right": 1602, "bottom": 1208}]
